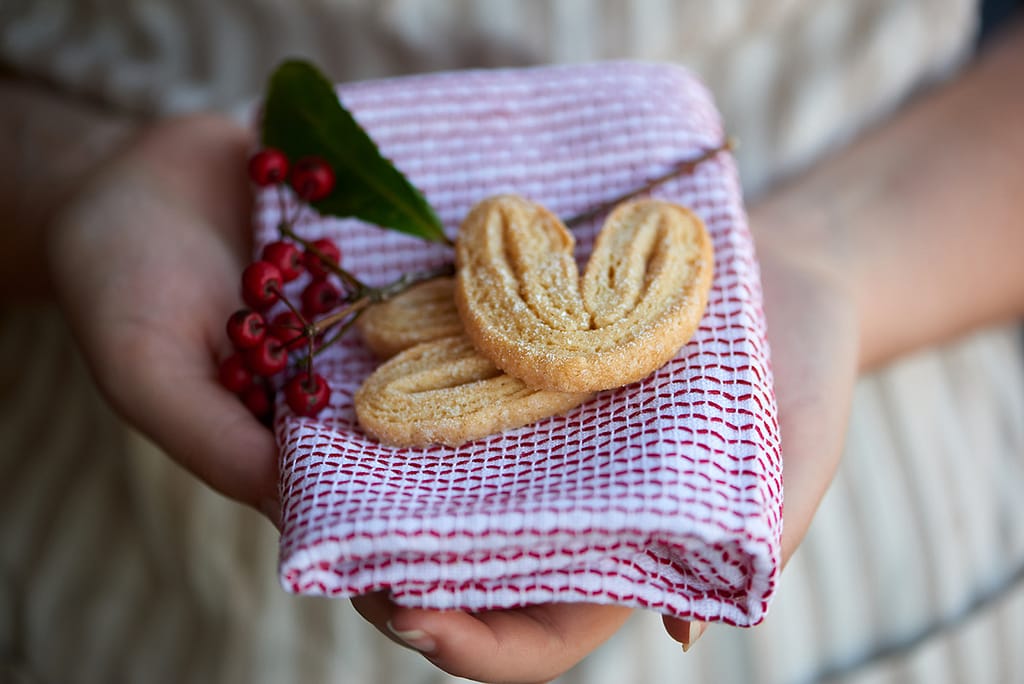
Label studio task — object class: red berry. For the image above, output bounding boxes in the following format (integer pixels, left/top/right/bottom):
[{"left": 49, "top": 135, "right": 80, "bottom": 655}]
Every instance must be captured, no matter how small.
[
  {"left": 218, "top": 353, "right": 253, "bottom": 393},
  {"left": 241, "top": 383, "right": 274, "bottom": 421},
  {"left": 245, "top": 336, "right": 288, "bottom": 376},
  {"left": 301, "top": 280, "right": 341, "bottom": 317},
  {"left": 284, "top": 372, "right": 330, "bottom": 417},
  {"left": 248, "top": 148, "right": 289, "bottom": 186},
  {"left": 270, "top": 310, "right": 307, "bottom": 351},
  {"left": 290, "top": 156, "right": 335, "bottom": 201},
  {"left": 261, "top": 240, "right": 304, "bottom": 282},
  {"left": 304, "top": 237, "right": 341, "bottom": 280},
  {"left": 226, "top": 309, "right": 266, "bottom": 349},
  {"left": 241, "top": 260, "right": 283, "bottom": 310}
]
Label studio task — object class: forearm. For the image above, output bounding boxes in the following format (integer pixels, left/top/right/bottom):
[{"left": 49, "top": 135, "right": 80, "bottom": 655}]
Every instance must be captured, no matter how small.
[
  {"left": 0, "top": 79, "right": 140, "bottom": 298},
  {"left": 754, "top": 19, "right": 1024, "bottom": 370}
]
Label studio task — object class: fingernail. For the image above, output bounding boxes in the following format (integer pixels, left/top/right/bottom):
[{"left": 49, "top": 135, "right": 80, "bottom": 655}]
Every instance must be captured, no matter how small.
[
  {"left": 681, "top": 621, "right": 706, "bottom": 653},
  {"left": 387, "top": 620, "right": 437, "bottom": 653}
]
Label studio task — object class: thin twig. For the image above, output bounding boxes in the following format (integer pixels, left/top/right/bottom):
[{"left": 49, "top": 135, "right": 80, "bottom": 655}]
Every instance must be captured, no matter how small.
[
  {"left": 311, "top": 296, "right": 373, "bottom": 336},
  {"left": 269, "top": 284, "right": 307, "bottom": 323},
  {"left": 312, "top": 308, "right": 368, "bottom": 358},
  {"left": 369, "top": 263, "right": 456, "bottom": 302},
  {"left": 278, "top": 222, "right": 365, "bottom": 295},
  {"left": 562, "top": 137, "right": 736, "bottom": 229},
  {"left": 274, "top": 139, "right": 732, "bottom": 363}
]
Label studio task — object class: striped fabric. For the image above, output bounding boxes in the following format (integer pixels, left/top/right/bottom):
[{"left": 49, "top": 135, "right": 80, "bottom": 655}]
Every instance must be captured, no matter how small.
[{"left": 4, "top": 2, "right": 1024, "bottom": 683}]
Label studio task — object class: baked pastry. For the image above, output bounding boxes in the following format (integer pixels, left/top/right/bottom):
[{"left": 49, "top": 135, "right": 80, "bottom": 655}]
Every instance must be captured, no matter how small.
[
  {"left": 354, "top": 335, "right": 593, "bottom": 447},
  {"left": 454, "top": 195, "right": 713, "bottom": 392},
  {"left": 356, "top": 277, "right": 463, "bottom": 359}
]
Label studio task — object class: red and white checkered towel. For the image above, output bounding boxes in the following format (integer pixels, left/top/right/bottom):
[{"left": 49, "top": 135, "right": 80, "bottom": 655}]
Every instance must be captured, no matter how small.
[{"left": 254, "top": 62, "right": 782, "bottom": 627}]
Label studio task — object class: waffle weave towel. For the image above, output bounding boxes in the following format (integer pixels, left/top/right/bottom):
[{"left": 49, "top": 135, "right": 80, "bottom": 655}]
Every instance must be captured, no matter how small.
[{"left": 255, "top": 62, "right": 782, "bottom": 626}]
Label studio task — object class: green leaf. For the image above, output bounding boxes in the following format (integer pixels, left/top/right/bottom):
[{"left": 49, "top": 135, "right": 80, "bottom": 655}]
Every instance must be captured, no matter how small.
[{"left": 261, "top": 59, "right": 448, "bottom": 244}]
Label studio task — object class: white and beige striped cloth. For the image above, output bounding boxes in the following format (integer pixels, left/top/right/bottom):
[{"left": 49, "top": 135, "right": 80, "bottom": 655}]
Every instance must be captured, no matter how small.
[
  {"left": 4, "top": 313, "right": 1022, "bottom": 684},
  {"left": 0, "top": 0, "right": 978, "bottom": 198},
  {"left": 3, "top": 2, "right": 1024, "bottom": 682}
]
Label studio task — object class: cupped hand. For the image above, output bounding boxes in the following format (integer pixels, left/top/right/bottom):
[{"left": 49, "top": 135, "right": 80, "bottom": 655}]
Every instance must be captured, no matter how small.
[
  {"left": 48, "top": 114, "right": 280, "bottom": 519},
  {"left": 663, "top": 203, "right": 861, "bottom": 643},
  {"left": 49, "top": 113, "right": 860, "bottom": 681},
  {"left": 354, "top": 203, "right": 862, "bottom": 682},
  {"left": 355, "top": 594, "right": 633, "bottom": 684}
]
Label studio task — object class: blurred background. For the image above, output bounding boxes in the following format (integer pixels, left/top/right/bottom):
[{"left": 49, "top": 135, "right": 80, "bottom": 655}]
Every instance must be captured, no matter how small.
[{"left": 1, "top": 1, "right": 1022, "bottom": 682}]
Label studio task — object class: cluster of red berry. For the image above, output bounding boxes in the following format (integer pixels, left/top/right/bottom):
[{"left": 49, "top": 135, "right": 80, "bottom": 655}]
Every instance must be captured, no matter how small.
[{"left": 218, "top": 147, "right": 349, "bottom": 422}]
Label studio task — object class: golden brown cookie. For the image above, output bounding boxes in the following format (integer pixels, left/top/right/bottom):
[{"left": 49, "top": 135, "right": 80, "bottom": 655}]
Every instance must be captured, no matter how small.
[
  {"left": 356, "top": 277, "right": 463, "bottom": 359},
  {"left": 354, "top": 335, "right": 592, "bottom": 447},
  {"left": 454, "top": 195, "right": 713, "bottom": 393}
]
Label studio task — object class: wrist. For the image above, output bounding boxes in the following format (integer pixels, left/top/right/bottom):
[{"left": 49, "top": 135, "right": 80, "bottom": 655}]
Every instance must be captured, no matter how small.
[{"left": 749, "top": 190, "right": 864, "bottom": 365}]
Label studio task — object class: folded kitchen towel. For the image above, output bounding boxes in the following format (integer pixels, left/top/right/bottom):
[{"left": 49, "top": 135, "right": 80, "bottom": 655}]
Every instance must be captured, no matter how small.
[{"left": 254, "top": 62, "right": 782, "bottom": 626}]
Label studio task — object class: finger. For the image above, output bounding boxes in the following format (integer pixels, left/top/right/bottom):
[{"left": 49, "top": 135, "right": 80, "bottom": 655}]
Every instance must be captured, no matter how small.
[
  {"left": 353, "top": 596, "right": 632, "bottom": 684},
  {"left": 129, "top": 357, "right": 279, "bottom": 516},
  {"left": 416, "top": 602, "right": 631, "bottom": 682},
  {"left": 96, "top": 322, "right": 279, "bottom": 517},
  {"left": 350, "top": 592, "right": 395, "bottom": 639}
]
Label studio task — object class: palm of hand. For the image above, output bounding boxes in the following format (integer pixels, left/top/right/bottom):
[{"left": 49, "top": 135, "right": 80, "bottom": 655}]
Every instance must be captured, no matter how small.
[
  {"left": 49, "top": 115, "right": 279, "bottom": 511},
  {"left": 354, "top": 214, "right": 862, "bottom": 683}
]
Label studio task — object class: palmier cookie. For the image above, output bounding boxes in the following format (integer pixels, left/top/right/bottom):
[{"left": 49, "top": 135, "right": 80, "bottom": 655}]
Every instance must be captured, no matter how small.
[
  {"left": 354, "top": 335, "right": 592, "bottom": 447},
  {"left": 454, "top": 195, "right": 713, "bottom": 393},
  {"left": 356, "top": 277, "right": 463, "bottom": 359}
]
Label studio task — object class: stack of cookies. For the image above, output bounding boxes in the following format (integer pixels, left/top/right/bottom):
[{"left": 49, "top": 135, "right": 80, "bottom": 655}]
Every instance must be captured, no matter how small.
[{"left": 355, "top": 194, "right": 714, "bottom": 447}]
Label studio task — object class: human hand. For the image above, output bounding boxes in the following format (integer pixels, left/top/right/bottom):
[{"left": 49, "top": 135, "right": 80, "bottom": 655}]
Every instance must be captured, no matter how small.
[
  {"left": 353, "top": 594, "right": 633, "bottom": 683},
  {"left": 352, "top": 203, "right": 862, "bottom": 682},
  {"left": 662, "top": 201, "right": 861, "bottom": 645},
  {"left": 47, "top": 110, "right": 859, "bottom": 682},
  {"left": 47, "top": 114, "right": 280, "bottom": 520},
  {"left": 399, "top": 26, "right": 1024, "bottom": 671}
]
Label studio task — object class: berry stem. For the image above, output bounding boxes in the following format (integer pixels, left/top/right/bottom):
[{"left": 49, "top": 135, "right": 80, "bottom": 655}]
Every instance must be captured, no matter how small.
[
  {"left": 303, "top": 263, "right": 455, "bottom": 336},
  {"left": 288, "top": 299, "right": 367, "bottom": 367},
  {"left": 277, "top": 222, "right": 364, "bottom": 294},
  {"left": 310, "top": 296, "right": 372, "bottom": 336},
  {"left": 228, "top": 141, "right": 733, "bottom": 421},
  {"left": 311, "top": 307, "right": 367, "bottom": 359},
  {"left": 562, "top": 138, "right": 736, "bottom": 228},
  {"left": 305, "top": 328, "right": 315, "bottom": 384},
  {"left": 268, "top": 283, "right": 319, "bottom": 342},
  {"left": 278, "top": 135, "right": 723, "bottom": 353},
  {"left": 275, "top": 183, "right": 290, "bottom": 229},
  {"left": 367, "top": 263, "right": 456, "bottom": 303}
]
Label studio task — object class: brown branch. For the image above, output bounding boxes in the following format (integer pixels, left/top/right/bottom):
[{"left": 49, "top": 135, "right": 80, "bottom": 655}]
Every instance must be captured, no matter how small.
[
  {"left": 278, "top": 221, "right": 365, "bottom": 295},
  {"left": 275, "top": 139, "right": 732, "bottom": 362},
  {"left": 562, "top": 137, "right": 737, "bottom": 229}
]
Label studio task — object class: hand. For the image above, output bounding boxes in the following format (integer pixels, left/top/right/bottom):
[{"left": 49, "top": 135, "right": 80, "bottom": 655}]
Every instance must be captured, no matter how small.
[
  {"left": 47, "top": 111, "right": 859, "bottom": 682},
  {"left": 662, "top": 201, "right": 861, "bottom": 641},
  {"left": 353, "top": 204, "right": 862, "bottom": 682},
  {"left": 48, "top": 114, "right": 280, "bottom": 520},
  {"left": 355, "top": 595, "right": 633, "bottom": 683},
  {"left": 353, "top": 28, "right": 1024, "bottom": 671}
]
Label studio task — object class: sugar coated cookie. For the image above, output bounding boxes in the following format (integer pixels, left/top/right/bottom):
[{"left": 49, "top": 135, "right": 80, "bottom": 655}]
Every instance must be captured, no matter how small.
[
  {"left": 454, "top": 195, "right": 713, "bottom": 393},
  {"left": 356, "top": 277, "right": 463, "bottom": 359},
  {"left": 354, "top": 335, "right": 593, "bottom": 447}
]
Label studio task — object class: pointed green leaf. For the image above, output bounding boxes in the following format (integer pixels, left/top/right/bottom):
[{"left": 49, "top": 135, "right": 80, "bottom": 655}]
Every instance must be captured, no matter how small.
[{"left": 261, "top": 59, "right": 448, "bottom": 243}]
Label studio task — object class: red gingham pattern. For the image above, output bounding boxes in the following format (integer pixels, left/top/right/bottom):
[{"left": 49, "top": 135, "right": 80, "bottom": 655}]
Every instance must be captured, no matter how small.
[{"left": 257, "top": 62, "right": 782, "bottom": 626}]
